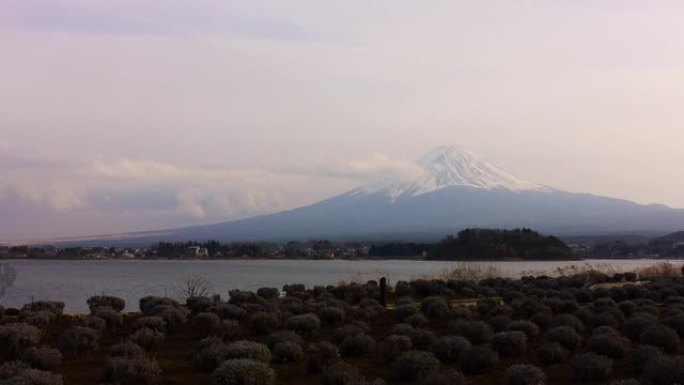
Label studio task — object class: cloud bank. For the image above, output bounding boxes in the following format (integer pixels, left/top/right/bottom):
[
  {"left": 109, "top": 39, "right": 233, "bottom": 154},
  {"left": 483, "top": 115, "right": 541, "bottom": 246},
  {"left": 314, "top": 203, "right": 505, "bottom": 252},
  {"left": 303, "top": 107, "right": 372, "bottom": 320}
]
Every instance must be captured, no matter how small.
[{"left": 0, "top": 147, "right": 420, "bottom": 240}]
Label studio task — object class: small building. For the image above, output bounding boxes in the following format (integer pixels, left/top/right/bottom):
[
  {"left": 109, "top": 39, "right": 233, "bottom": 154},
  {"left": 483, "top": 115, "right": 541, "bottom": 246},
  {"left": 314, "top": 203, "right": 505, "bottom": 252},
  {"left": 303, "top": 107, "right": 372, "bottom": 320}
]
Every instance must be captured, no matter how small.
[{"left": 185, "top": 246, "right": 209, "bottom": 258}]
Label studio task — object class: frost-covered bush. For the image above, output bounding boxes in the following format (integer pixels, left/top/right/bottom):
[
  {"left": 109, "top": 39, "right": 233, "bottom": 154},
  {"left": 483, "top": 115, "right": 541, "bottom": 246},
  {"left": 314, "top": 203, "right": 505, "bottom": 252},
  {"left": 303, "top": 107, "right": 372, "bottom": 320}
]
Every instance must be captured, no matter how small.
[
  {"left": 129, "top": 328, "right": 165, "bottom": 351},
  {"left": 322, "top": 362, "right": 363, "bottom": 385},
  {"left": 256, "top": 287, "right": 279, "bottom": 300},
  {"left": 94, "top": 306, "right": 124, "bottom": 330},
  {"left": 339, "top": 334, "right": 376, "bottom": 357},
  {"left": 421, "top": 297, "right": 450, "bottom": 319},
  {"left": 662, "top": 314, "right": 684, "bottom": 338},
  {"left": 210, "top": 320, "right": 240, "bottom": 341},
  {"left": 432, "top": 336, "right": 470, "bottom": 363},
  {"left": 285, "top": 313, "right": 321, "bottom": 335},
  {"left": 622, "top": 315, "right": 656, "bottom": 341},
  {"left": 104, "top": 355, "right": 161, "bottom": 385},
  {"left": 359, "top": 298, "right": 384, "bottom": 319},
  {"left": 490, "top": 315, "right": 512, "bottom": 332},
  {"left": 409, "top": 328, "right": 437, "bottom": 351},
  {"left": 419, "top": 368, "right": 465, "bottom": 385},
  {"left": 450, "top": 307, "right": 472, "bottom": 320},
  {"left": 21, "top": 311, "right": 56, "bottom": 327},
  {"left": 551, "top": 314, "right": 585, "bottom": 332},
  {"left": 333, "top": 324, "right": 368, "bottom": 344},
  {"left": 21, "top": 346, "right": 62, "bottom": 370},
  {"left": 4, "top": 369, "right": 64, "bottom": 385},
  {"left": 608, "top": 380, "right": 641, "bottom": 385},
  {"left": 265, "top": 330, "right": 304, "bottom": 350},
  {"left": 459, "top": 347, "right": 499, "bottom": 375},
  {"left": 592, "top": 325, "right": 620, "bottom": 336},
  {"left": 491, "top": 331, "right": 527, "bottom": 357},
  {"left": 587, "top": 333, "right": 629, "bottom": 358},
  {"left": 193, "top": 337, "right": 228, "bottom": 371},
  {"left": 571, "top": 353, "right": 613, "bottom": 381},
  {"left": 109, "top": 341, "right": 144, "bottom": 358},
  {"left": 318, "top": 307, "right": 345, "bottom": 326},
  {"left": 448, "top": 320, "right": 493, "bottom": 344},
  {"left": 405, "top": 313, "right": 430, "bottom": 328},
  {"left": 420, "top": 368, "right": 466, "bottom": 385},
  {"left": 631, "top": 344, "right": 663, "bottom": 374},
  {"left": 590, "top": 311, "right": 621, "bottom": 329},
  {"left": 379, "top": 335, "right": 413, "bottom": 361},
  {"left": 505, "top": 364, "right": 547, "bottom": 385},
  {"left": 618, "top": 301, "right": 637, "bottom": 317},
  {"left": 388, "top": 324, "right": 414, "bottom": 338},
  {"left": 193, "top": 312, "right": 222, "bottom": 338},
  {"left": 280, "top": 297, "right": 305, "bottom": 314},
  {"left": 391, "top": 351, "right": 440, "bottom": 380},
  {"left": 59, "top": 326, "right": 99, "bottom": 356},
  {"left": 530, "top": 311, "right": 553, "bottom": 329},
  {"left": 536, "top": 342, "right": 567, "bottom": 365},
  {"left": 158, "top": 307, "right": 188, "bottom": 334},
  {"left": 506, "top": 321, "right": 540, "bottom": 338},
  {"left": 249, "top": 312, "right": 281, "bottom": 335},
  {"left": 223, "top": 340, "right": 271, "bottom": 363},
  {"left": 272, "top": 341, "right": 304, "bottom": 363},
  {"left": 139, "top": 296, "right": 180, "bottom": 315},
  {"left": 213, "top": 359, "right": 275, "bottom": 385},
  {"left": 396, "top": 305, "right": 420, "bottom": 322},
  {"left": 186, "top": 296, "right": 215, "bottom": 314},
  {"left": 639, "top": 325, "right": 681, "bottom": 353},
  {"left": 87, "top": 295, "right": 125, "bottom": 313},
  {"left": 21, "top": 301, "right": 64, "bottom": 316},
  {"left": 544, "top": 326, "right": 581, "bottom": 350},
  {"left": 0, "top": 361, "right": 30, "bottom": 380},
  {"left": 72, "top": 315, "right": 106, "bottom": 333},
  {"left": 307, "top": 341, "right": 341, "bottom": 372},
  {"left": 643, "top": 356, "right": 684, "bottom": 385},
  {"left": 208, "top": 304, "right": 247, "bottom": 321},
  {"left": 134, "top": 316, "right": 167, "bottom": 334},
  {"left": 0, "top": 323, "right": 42, "bottom": 358}
]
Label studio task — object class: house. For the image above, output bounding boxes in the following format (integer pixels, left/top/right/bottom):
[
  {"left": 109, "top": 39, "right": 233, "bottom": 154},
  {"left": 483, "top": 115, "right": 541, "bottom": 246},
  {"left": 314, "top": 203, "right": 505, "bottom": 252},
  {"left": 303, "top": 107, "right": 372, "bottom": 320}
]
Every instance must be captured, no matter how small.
[{"left": 185, "top": 246, "right": 209, "bottom": 258}]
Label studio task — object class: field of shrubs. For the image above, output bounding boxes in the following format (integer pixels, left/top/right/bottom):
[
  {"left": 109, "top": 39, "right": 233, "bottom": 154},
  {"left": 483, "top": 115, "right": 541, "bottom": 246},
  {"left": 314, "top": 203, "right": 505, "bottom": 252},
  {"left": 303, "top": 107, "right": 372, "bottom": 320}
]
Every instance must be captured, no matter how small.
[{"left": 2, "top": 268, "right": 684, "bottom": 385}]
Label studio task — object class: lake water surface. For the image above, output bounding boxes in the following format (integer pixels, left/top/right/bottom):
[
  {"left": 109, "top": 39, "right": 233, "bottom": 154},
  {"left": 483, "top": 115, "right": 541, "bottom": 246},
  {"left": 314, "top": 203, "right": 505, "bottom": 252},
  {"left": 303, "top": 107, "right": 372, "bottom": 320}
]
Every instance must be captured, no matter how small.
[{"left": 0, "top": 259, "right": 676, "bottom": 312}]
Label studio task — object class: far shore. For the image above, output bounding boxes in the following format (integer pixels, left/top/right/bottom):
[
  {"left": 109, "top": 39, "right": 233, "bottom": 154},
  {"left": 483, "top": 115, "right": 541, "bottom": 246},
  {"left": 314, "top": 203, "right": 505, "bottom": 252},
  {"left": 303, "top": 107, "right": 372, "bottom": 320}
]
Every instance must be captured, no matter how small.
[{"left": 2, "top": 256, "right": 592, "bottom": 262}]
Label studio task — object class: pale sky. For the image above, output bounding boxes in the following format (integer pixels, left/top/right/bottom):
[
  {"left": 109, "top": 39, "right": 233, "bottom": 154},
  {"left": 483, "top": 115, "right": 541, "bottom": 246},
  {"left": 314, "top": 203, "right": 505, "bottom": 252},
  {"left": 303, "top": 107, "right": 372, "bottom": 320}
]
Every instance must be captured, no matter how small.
[{"left": 2, "top": 1, "right": 684, "bottom": 240}]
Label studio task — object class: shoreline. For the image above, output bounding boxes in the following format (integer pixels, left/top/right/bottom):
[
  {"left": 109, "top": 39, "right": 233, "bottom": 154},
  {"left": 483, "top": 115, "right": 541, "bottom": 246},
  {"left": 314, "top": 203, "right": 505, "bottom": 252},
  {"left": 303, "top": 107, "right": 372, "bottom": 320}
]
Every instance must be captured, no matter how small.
[{"left": 1, "top": 256, "right": 598, "bottom": 262}]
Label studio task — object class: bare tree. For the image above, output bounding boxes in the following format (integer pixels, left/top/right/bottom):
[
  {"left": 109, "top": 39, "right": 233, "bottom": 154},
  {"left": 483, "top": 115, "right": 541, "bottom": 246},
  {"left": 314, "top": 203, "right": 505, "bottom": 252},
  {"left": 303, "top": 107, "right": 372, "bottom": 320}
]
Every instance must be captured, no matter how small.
[{"left": 176, "top": 274, "right": 212, "bottom": 299}]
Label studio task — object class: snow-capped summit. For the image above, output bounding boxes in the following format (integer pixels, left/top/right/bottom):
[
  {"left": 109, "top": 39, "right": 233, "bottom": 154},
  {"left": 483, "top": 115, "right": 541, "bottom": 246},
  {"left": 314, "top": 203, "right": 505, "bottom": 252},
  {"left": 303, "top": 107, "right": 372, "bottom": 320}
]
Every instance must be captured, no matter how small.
[
  {"left": 354, "top": 145, "right": 550, "bottom": 200},
  {"left": 415, "top": 144, "right": 549, "bottom": 193}
]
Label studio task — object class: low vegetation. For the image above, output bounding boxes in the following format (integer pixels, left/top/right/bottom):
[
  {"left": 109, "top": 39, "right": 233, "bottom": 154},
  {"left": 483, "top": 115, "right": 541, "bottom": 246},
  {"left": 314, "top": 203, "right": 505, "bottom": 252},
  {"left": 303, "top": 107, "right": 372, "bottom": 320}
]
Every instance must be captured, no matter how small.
[{"left": 2, "top": 262, "right": 684, "bottom": 385}]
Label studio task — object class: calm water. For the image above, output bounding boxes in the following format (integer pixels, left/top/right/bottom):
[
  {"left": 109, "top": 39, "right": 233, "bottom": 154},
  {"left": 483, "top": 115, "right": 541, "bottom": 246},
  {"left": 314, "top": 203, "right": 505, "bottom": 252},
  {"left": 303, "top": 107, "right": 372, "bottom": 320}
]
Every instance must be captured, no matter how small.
[{"left": 0, "top": 259, "right": 676, "bottom": 312}]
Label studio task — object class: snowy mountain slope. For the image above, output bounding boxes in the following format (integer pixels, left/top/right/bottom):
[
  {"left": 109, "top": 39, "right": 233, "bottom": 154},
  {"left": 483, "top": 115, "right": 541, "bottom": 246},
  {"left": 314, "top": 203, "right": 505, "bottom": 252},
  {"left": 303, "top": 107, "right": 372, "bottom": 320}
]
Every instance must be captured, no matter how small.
[
  {"left": 349, "top": 145, "right": 550, "bottom": 200},
  {"left": 53, "top": 145, "right": 684, "bottom": 245}
]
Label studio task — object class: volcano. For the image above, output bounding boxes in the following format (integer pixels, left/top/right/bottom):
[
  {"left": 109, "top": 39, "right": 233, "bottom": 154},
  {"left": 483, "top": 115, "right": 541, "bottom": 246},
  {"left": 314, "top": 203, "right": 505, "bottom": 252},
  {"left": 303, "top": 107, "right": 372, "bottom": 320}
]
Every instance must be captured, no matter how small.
[{"left": 58, "top": 145, "right": 684, "bottom": 245}]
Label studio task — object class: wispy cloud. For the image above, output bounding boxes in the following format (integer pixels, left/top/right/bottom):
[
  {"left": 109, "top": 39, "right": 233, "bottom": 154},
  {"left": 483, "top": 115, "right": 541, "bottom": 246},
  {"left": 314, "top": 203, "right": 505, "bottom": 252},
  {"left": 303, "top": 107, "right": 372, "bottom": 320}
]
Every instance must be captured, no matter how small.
[
  {"left": 0, "top": 148, "right": 420, "bottom": 239},
  {"left": 0, "top": 0, "right": 339, "bottom": 42}
]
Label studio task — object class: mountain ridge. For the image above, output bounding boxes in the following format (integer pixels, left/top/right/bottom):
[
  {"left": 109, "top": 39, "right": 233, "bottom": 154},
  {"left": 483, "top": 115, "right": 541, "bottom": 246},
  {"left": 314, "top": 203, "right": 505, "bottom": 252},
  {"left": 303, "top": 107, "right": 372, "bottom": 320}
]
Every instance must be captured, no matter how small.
[{"left": 23, "top": 145, "right": 684, "bottom": 246}]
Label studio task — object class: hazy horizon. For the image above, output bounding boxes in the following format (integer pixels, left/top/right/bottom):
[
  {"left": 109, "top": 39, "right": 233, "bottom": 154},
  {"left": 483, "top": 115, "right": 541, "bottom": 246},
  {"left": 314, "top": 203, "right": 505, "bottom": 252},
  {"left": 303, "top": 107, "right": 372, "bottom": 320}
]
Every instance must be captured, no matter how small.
[{"left": 2, "top": 1, "right": 684, "bottom": 240}]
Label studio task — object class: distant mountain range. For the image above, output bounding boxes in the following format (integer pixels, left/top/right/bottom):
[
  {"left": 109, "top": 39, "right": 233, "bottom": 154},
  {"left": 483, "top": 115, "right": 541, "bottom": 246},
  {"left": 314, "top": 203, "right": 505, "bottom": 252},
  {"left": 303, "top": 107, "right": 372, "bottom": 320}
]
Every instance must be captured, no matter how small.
[{"left": 39, "top": 145, "right": 684, "bottom": 246}]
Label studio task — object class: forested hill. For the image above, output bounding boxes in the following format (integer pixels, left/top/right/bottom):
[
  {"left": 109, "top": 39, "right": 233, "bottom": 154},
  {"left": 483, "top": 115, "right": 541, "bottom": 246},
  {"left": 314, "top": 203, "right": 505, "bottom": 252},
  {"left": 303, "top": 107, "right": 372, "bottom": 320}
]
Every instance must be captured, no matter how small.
[{"left": 427, "top": 228, "right": 574, "bottom": 261}]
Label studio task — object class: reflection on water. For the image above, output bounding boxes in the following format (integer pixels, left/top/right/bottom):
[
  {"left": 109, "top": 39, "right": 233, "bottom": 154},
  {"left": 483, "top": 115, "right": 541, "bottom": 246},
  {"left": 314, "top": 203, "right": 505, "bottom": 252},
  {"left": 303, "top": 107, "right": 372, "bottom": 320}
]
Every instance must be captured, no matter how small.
[
  {"left": 0, "top": 263, "right": 17, "bottom": 300},
  {"left": 0, "top": 259, "right": 679, "bottom": 312}
]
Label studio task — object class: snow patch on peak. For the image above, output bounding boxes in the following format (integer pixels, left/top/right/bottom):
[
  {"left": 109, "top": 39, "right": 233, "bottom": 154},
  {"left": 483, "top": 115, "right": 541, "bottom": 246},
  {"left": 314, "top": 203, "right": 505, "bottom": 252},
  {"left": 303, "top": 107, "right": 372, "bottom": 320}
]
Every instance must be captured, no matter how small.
[{"left": 350, "top": 145, "right": 551, "bottom": 200}]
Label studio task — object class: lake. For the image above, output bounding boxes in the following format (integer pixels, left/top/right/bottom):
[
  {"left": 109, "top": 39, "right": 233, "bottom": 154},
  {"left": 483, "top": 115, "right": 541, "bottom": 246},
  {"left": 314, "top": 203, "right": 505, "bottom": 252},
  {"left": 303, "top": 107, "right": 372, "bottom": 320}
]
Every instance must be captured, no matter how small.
[{"left": 0, "top": 259, "right": 676, "bottom": 312}]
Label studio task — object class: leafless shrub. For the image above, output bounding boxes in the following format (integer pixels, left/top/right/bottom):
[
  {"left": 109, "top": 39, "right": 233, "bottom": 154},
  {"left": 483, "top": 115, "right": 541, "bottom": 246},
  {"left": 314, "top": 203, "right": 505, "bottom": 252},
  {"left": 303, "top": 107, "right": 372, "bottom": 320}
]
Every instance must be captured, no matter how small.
[{"left": 176, "top": 275, "right": 212, "bottom": 300}]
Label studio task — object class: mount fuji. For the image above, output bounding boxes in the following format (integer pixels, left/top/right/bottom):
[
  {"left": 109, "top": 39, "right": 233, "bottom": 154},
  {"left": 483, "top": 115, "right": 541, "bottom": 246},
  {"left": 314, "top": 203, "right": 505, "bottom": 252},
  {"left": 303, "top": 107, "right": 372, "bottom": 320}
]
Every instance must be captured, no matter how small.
[{"left": 69, "top": 145, "right": 684, "bottom": 244}]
